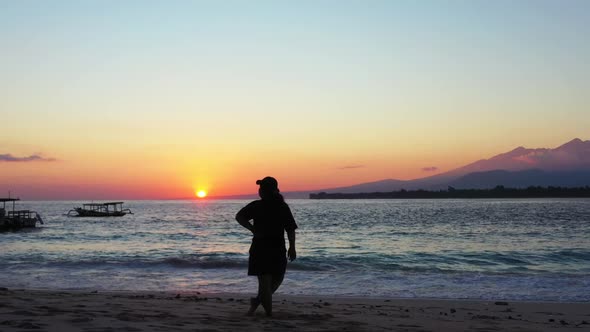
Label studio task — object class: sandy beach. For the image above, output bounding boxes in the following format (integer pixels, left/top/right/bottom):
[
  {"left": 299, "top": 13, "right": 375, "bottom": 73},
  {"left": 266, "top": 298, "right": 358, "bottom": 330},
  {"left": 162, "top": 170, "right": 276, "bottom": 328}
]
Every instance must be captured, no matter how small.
[{"left": 0, "top": 288, "right": 588, "bottom": 331}]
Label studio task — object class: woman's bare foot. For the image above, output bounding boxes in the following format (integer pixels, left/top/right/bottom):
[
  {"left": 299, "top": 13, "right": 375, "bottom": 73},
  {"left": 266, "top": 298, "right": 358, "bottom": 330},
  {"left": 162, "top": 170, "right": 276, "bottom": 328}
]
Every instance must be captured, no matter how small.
[{"left": 246, "top": 297, "right": 260, "bottom": 316}]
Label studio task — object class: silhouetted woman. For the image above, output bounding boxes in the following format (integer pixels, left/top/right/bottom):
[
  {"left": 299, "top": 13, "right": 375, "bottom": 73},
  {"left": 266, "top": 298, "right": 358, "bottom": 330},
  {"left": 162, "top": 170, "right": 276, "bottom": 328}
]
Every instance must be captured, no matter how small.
[{"left": 236, "top": 176, "right": 297, "bottom": 316}]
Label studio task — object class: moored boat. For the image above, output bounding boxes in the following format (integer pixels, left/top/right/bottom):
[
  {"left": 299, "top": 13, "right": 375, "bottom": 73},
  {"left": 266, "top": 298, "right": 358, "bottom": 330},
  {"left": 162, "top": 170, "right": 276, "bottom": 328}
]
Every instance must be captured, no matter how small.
[
  {"left": 67, "top": 202, "right": 133, "bottom": 217},
  {"left": 0, "top": 198, "right": 44, "bottom": 231}
]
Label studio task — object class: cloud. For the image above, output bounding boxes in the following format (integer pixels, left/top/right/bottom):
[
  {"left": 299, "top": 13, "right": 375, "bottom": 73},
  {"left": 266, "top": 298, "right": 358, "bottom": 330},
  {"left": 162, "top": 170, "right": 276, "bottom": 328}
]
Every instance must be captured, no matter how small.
[
  {"left": 0, "top": 153, "right": 56, "bottom": 162},
  {"left": 422, "top": 166, "right": 438, "bottom": 172},
  {"left": 338, "top": 165, "right": 365, "bottom": 170}
]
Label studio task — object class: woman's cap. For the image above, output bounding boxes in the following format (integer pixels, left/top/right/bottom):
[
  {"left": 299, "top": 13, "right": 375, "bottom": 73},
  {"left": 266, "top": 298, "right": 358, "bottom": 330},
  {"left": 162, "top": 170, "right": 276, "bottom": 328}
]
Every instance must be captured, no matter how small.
[{"left": 256, "top": 176, "right": 279, "bottom": 191}]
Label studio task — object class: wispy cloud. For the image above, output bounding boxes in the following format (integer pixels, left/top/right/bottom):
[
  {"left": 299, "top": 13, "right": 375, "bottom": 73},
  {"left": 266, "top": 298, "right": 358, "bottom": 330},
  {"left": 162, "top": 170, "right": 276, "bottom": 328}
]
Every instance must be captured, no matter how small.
[
  {"left": 338, "top": 165, "right": 365, "bottom": 170},
  {"left": 0, "top": 153, "right": 56, "bottom": 162},
  {"left": 422, "top": 166, "right": 438, "bottom": 172}
]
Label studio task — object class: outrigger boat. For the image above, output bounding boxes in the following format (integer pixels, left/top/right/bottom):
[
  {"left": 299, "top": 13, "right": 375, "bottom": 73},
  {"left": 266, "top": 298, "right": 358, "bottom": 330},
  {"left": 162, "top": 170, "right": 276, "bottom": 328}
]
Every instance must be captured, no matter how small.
[
  {"left": 67, "top": 202, "right": 133, "bottom": 217},
  {"left": 0, "top": 198, "right": 44, "bottom": 231}
]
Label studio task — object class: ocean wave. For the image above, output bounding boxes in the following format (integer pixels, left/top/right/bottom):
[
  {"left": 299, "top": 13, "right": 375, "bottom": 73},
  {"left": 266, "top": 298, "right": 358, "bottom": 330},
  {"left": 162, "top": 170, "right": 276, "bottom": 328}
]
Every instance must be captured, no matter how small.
[
  {"left": 3, "top": 248, "right": 590, "bottom": 275},
  {"left": 1, "top": 255, "right": 327, "bottom": 272},
  {"left": 546, "top": 249, "right": 590, "bottom": 261}
]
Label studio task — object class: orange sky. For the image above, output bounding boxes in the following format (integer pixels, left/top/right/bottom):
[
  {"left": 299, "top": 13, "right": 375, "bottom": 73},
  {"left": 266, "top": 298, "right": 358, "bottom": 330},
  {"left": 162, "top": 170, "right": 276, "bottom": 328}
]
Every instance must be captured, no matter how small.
[{"left": 1, "top": 134, "right": 584, "bottom": 200}]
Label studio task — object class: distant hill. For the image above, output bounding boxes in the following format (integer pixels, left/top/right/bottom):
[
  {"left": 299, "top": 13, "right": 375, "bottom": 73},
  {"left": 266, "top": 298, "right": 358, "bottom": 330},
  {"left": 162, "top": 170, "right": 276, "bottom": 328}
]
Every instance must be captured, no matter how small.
[
  {"left": 448, "top": 169, "right": 590, "bottom": 189},
  {"left": 450, "top": 138, "right": 590, "bottom": 174},
  {"left": 310, "top": 186, "right": 590, "bottom": 199},
  {"left": 301, "top": 138, "right": 590, "bottom": 197}
]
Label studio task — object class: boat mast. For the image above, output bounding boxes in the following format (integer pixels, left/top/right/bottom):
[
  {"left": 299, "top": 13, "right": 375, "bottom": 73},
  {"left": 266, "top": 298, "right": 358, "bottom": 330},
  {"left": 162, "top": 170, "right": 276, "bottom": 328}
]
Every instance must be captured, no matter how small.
[{"left": 9, "top": 191, "right": 15, "bottom": 212}]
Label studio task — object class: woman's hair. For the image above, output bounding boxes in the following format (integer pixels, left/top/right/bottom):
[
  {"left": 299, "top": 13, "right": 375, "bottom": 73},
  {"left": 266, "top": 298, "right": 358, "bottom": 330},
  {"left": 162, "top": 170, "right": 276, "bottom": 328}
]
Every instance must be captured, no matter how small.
[{"left": 259, "top": 187, "right": 285, "bottom": 202}]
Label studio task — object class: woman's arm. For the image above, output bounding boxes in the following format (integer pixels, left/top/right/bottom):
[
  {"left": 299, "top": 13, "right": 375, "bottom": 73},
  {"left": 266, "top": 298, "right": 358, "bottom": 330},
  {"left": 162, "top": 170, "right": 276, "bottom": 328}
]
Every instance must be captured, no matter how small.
[
  {"left": 236, "top": 214, "right": 254, "bottom": 233},
  {"left": 287, "top": 230, "right": 296, "bottom": 261},
  {"left": 236, "top": 203, "right": 255, "bottom": 234}
]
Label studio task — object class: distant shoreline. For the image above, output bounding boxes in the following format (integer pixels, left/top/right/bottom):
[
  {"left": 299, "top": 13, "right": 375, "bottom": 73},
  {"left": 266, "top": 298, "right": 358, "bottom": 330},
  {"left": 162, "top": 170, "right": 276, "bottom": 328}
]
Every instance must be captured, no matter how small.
[{"left": 309, "top": 186, "right": 590, "bottom": 199}]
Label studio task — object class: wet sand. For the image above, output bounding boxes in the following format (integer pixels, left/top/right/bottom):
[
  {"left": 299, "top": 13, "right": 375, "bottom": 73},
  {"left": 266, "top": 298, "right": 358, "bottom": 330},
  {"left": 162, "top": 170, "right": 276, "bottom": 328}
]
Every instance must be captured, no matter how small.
[{"left": 1, "top": 288, "right": 588, "bottom": 331}]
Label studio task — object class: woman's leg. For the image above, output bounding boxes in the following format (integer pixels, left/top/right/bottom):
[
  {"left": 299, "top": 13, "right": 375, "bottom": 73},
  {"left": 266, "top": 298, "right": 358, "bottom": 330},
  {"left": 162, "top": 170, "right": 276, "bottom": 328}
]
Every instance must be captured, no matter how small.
[
  {"left": 247, "top": 273, "right": 284, "bottom": 316},
  {"left": 258, "top": 274, "right": 273, "bottom": 316},
  {"left": 271, "top": 273, "right": 284, "bottom": 293},
  {"left": 247, "top": 275, "right": 263, "bottom": 316}
]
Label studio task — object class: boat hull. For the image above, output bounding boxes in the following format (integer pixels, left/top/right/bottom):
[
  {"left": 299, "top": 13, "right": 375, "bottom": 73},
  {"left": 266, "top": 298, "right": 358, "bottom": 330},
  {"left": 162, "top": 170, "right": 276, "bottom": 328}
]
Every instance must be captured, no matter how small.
[
  {"left": 0, "top": 217, "right": 37, "bottom": 231},
  {"left": 73, "top": 208, "right": 128, "bottom": 217}
]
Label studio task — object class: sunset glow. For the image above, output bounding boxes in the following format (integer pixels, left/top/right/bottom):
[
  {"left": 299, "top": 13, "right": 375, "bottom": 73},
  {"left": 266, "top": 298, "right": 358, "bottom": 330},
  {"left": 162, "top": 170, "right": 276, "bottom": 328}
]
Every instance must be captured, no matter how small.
[{"left": 196, "top": 190, "right": 207, "bottom": 199}]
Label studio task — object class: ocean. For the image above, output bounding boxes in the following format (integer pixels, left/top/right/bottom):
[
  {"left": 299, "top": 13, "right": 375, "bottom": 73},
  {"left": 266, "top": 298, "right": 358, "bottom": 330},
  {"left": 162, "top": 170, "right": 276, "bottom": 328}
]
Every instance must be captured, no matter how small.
[{"left": 1, "top": 199, "right": 589, "bottom": 302}]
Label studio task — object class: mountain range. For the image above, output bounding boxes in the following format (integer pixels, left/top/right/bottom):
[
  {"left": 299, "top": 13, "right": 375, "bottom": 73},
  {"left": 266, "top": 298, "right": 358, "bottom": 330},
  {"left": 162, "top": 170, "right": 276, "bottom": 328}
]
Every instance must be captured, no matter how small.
[
  {"left": 288, "top": 138, "right": 590, "bottom": 198},
  {"left": 216, "top": 138, "right": 590, "bottom": 199}
]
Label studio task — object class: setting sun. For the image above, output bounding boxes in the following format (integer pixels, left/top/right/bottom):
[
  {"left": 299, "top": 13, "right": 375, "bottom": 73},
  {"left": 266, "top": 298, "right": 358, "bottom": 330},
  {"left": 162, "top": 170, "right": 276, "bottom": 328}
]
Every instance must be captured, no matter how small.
[{"left": 196, "top": 190, "right": 207, "bottom": 198}]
